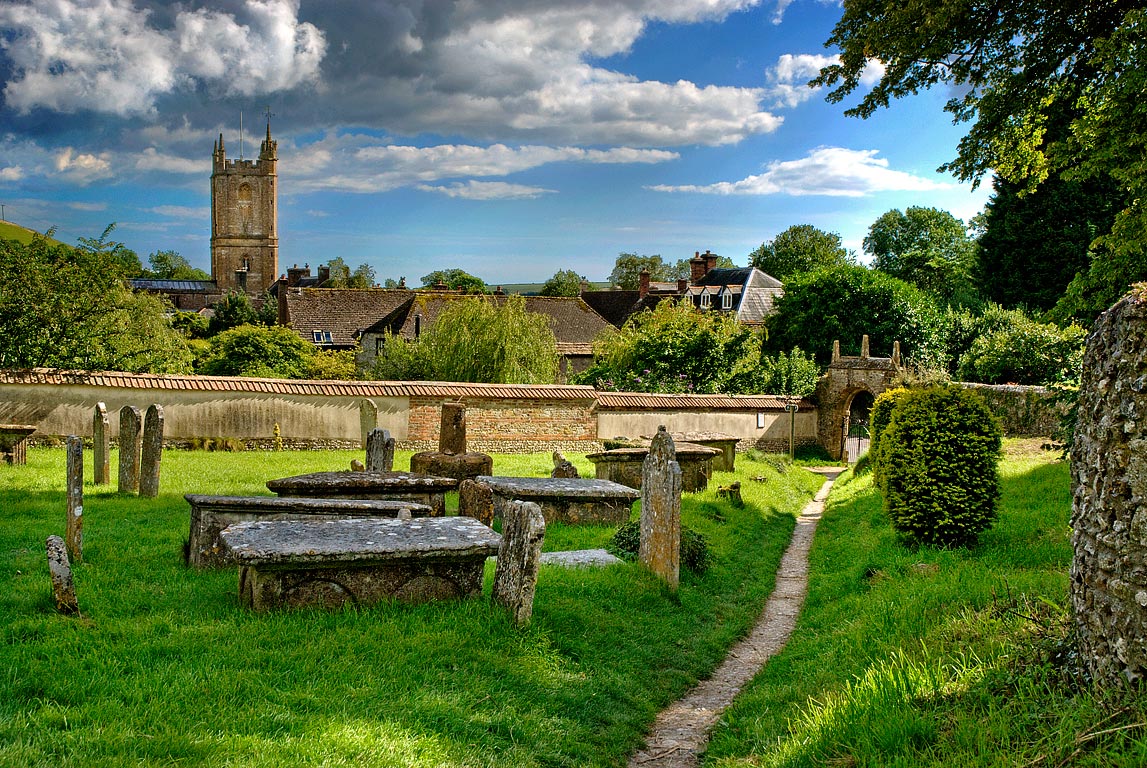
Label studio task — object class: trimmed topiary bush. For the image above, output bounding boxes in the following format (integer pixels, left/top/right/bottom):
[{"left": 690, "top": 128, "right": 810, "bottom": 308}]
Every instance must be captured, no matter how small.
[
  {"left": 874, "top": 386, "right": 1002, "bottom": 547},
  {"left": 868, "top": 386, "right": 910, "bottom": 489},
  {"left": 609, "top": 520, "right": 712, "bottom": 574}
]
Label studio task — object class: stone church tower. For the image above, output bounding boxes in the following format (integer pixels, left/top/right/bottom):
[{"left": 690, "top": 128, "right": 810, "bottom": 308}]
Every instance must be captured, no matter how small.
[{"left": 211, "top": 123, "right": 278, "bottom": 293}]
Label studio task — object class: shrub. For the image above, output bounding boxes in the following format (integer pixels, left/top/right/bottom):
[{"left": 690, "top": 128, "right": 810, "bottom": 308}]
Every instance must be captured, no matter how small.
[
  {"left": 874, "top": 386, "right": 1002, "bottom": 547},
  {"left": 757, "top": 346, "right": 821, "bottom": 397},
  {"left": 957, "top": 316, "right": 1086, "bottom": 385},
  {"left": 609, "top": 520, "right": 712, "bottom": 574},
  {"left": 868, "top": 386, "right": 909, "bottom": 490}
]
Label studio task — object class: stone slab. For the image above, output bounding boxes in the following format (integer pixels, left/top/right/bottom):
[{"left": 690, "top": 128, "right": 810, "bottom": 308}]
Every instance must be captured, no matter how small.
[
  {"left": 539, "top": 549, "right": 622, "bottom": 567},
  {"left": 0, "top": 424, "right": 35, "bottom": 465},
  {"left": 185, "top": 495, "right": 434, "bottom": 568},
  {"left": 220, "top": 516, "right": 502, "bottom": 612},
  {"left": 586, "top": 443, "right": 717, "bottom": 493},
  {"left": 267, "top": 470, "right": 458, "bottom": 516},
  {"left": 476, "top": 475, "right": 640, "bottom": 525},
  {"left": 410, "top": 451, "right": 493, "bottom": 481}
]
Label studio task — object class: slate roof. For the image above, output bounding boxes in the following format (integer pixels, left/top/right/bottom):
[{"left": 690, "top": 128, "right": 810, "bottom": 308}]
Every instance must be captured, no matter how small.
[
  {"left": 284, "top": 289, "right": 613, "bottom": 349},
  {"left": 580, "top": 290, "right": 642, "bottom": 327},
  {"left": 130, "top": 279, "right": 218, "bottom": 293},
  {"left": 691, "top": 266, "right": 783, "bottom": 324}
]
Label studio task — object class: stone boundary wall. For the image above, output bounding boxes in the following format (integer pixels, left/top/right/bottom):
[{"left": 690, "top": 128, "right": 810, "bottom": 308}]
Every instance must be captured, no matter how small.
[{"left": 957, "top": 382, "right": 1064, "bottom": 438}]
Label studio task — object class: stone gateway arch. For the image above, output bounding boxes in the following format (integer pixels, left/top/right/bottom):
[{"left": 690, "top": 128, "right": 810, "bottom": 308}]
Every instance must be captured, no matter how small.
[{"left": 814, "top": 336, "right": 902, "bottom": 462}]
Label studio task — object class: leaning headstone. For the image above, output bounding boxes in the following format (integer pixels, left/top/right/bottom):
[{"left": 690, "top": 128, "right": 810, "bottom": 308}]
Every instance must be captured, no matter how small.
[
  {"left": 359, "top": 399, "right": 378, "bottom": 446},
  {"left": 117, "top": 405, "right": 142, "bottom": 493},
  {"left": 1071, "top": 289, "right": 1147, "bottom": 688},
  {"left": 492, "top": 500, "right": 546, "bottom": 626},
  {"left": 46, "top": 535, "right": 79, "bottom": 615},
  {"left": 551, "top": 450, "right": 580, "bottom": 479},
  {"left": 440, "top": 402, "right": 466, "bottom": 455},
  {"left": 138, "top": 405, "right": 164, "bottom": 498},
  {"left": 92, "top": 402, "right": 110, "bottom": 485},
  {"left": 639, "top": 426, "right": 682, "bottom": 592},
  {"left": 366, "top": 428, "right": 396, "bottom": 472},
  {"left": 458, "top": 479, "right": 495, "bottom": 527},
  {"left": 65, "top": 435, "right": 83, "bottom": 563}
]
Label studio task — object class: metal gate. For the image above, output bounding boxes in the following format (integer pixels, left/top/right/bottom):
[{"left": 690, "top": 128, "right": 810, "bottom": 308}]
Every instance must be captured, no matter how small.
[{"left": 845, "top": 418, "right": 870, "bottom": 463}]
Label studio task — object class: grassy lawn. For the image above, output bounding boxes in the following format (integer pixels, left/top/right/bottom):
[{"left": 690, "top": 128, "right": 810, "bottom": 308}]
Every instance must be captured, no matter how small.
[
  {"left": 706, "top": 440, "right": 1147, "bottom": 767},
  {"left": 0, "top": 447, "right": 824, "bottom": 767}
]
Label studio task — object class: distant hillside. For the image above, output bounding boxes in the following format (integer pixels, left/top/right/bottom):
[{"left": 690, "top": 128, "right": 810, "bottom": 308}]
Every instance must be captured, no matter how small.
[
  {"left": 496, "top": 281, "right": 611, "bottom": 295},
  {"left": 0, "top": 220, "right": 65, "bottom": 246}
]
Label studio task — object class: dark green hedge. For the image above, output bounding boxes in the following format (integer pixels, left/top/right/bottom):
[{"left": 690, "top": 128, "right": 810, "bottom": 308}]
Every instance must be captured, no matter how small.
[{"left": 874, "top": 386, "right": 1003, "bottom": 547}]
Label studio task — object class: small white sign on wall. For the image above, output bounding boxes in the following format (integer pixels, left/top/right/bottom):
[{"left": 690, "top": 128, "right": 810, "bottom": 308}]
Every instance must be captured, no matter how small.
[{"left": 756, "top": 412, "right": 765, "bottom": 429}]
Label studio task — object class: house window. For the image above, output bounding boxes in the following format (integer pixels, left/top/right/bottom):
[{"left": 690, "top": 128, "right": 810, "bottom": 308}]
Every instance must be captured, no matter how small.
[
  {"left": 700, "top": 292, "right": 711, "bottom": 309},
  {"left": 721, "top": 292, "right": 733, "bottom": 310},
  {"left": 312, "top": 330, "right": 334, "bottom": 344},
  {"left": 376, "top": 338, "right": 385, "bottom": 355}
]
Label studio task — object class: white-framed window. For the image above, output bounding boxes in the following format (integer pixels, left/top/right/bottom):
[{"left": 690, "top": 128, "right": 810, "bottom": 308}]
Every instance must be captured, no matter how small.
[
  {"left": 700, "top": 292, "right": 711, "bottom": 308},
  {"left": 721, "top": 291, "right": 733, "bottom": 310}
]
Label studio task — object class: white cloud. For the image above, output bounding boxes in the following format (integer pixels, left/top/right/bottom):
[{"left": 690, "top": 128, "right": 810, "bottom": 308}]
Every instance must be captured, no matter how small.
[
  {"left": 136, "top": 148, "right": 208, "bottom": 174},
  {"left": 771, "top": 0, "right": 797, "bottom": 24},
  {"left": 417, "top": 181, "right": 557, "bottom": 200},
  {"left": 0, "top": 0, "right": 324, "bottom": 116},
  {"left": 67, "top": 201, "right": 107, "bottom": 211},
  {"left": 149, "top": 205, "right": 209, "bottom": 219},
  {"left": 53, "top": 148, "right": 113, "bottom": 183},
  {"left": 0, "top": 166, "right": 24, "bottom": 182},
  {"left": 648, "top": 147, "right": 950, "bottom": 197},
  {"left": 766, "top": 53, "right": 885, "bottom": 108}
]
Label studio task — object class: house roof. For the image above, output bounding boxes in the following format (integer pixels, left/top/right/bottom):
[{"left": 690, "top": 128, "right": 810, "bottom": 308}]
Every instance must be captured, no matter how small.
[
  {"left": 284, "top": 289, "right": 613, "bottom": 349},
  {"left": 580, "top": 290, "right": 642, "bottom": 327},
  {"left": 130, "top": 279, "right": 218, "bottom": 293}
]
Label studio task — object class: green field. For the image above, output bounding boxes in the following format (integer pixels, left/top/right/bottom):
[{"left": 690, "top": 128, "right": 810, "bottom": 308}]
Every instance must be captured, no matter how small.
[
  {"left": 0, "top": 220, "right": 63, "bottom": 246},
  {"left": 0, "top": 447, "right": 823, "bottom": 767}
]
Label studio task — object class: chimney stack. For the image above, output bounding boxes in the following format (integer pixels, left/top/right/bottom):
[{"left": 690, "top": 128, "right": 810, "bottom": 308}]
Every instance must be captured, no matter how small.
[
  {"left": 286, "top": 263, "right": 310, "bottom": 287},
  {"left": 277, "top": 275, "right": 289, "bottom": 325},
  {"left": 638, "top": 268, "right": 651, "bottom": 297},
  {"left": 690, "top": 251, "right": 707, "bottom": 283},
  {"left": 703, "top": 249, "right": 719, "bottom": 273},
  {"left": 317, "top": 264, "right": 330, "bottom": 284}
]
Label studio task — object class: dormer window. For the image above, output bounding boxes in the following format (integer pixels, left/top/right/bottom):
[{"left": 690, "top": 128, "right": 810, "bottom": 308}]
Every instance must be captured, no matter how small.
[
  {"left": 700, "top": 292, "right": 711, "bottom": 309},
  {"left": 721, "top": 291, "right": 733, "bottom": 310}
]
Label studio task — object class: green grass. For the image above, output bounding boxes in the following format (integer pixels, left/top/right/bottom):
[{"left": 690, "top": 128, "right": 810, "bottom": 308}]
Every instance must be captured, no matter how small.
[
  {"left": 705, "top": 442, "right": 1147, "bottom": 768},
  {"left": 0, "top": 447, "right": 824, "bottom": 767},
  {"left": 0, "top": 220, "right": 64, "bottom": 245}
]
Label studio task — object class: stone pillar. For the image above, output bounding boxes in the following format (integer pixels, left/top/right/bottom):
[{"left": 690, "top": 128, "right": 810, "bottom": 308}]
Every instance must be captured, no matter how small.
[
  {"left": 892, "top": 340, "right": 901, "bottom": 367},
  {"left": 366, "top": 428, "right": 396, "bottom": 472},
  {"left": 440, "top": 402, "right": 466, "bottom": 455},
  {"left": 458, "top": 479, "right": 495, "bottom": 527},
  {"left": 359, "top": 399, "right": 378, "bottom": 446},
  {"left": 65, "top": 435, "right": 83, "bottom": 563},
  {"left": 831, "top": 339, "right": 840, "bottom": 363},
  {"left": 860, "top": 334, "right": 870, "bottom": 359},
  {"left": 117, "top": 405, "right": 142, "bottom": 493},
  {"left": 492, "top": 500, "right": 546, "bottom": 625},
  {"left": 639, "top": 426, "right": 682, "bottom": 592},
  {"left": 46, "top": 535, "right": 79, "bottom": 615},
  {"left": 138, "top": 405, "right": 164, "bottom": 498},
  {"left": 1070, "top": 290, "right": 1147, "bottom": 688},
  {"left": 92, "top": 402, "right": 110, "bottom": 485}
]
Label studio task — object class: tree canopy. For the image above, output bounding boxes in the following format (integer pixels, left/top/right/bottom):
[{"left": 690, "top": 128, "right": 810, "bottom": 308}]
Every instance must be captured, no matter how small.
[
  {"left": 609, "top": 253, "right": 672, "bottom": 290},
  {"left": 199, "top": 325, "right": 316, "bottom": 379},
  {"left": 145, "top": 250, "right": 210, "bottom": 280},
  {"left": 864, "top": 207, "right": 979, "bottom": 307},
  {"left": 420, "top": 268, "right": 487, "bottom": 293},
  {"left": 325, "top": 257, "right": 376, "bottom": 288},
  {"left": 748, "top": 224, "right": 851, "bottom": 280},
  {"left": 370, "top": 295, "right": 559, "bottom": 384},
  {"left": 539, "top": 269, "right": 585, "bottom": 297},
  {"left": 814, "top": 1, "right": 1147, "bottom": 259}
]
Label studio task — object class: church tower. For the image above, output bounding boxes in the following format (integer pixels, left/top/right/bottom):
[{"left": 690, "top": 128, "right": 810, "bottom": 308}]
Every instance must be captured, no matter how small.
[{"left": 210, "top": 122, "right": 278, "bottom": 293}]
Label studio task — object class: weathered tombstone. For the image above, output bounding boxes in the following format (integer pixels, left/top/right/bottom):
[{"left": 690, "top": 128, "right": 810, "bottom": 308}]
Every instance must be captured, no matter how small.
[
  {"left": 138, "top": 405, "right": 164, "bottom": 498},
  {"left": 492, "top": 500, "right": 546, "bottom": 625},
  {"left": 92, "top": 402, "right": 110, "bottom": 485},
  {"left": 458, "top": 479, "right": 495, "bottom": 527},
  {"left": 639, "top": 426, "right": 682, "bottom": 592},
  {"left": 46, "top": 535, "right": 79, "bottom": 615},
  {"left": 551, "top": 450, "right": 580, "bottom": 479},
  {"left": 440, "top": 402, "right": 466, "bottom": 455},
  {"left": 366, "top": 428, "right": 396, "bottom": 472},
  {"left": 117, "top": 405, "right": 142, "bottom": 493},
  {"left": 359, "top": 399, "right": 378, "bottom": 446},
  {"left": 716, "top": 481, "right": 743, "bottom": 507},
  {"left": 1071, "top": 289, "right": 1147, "bottom": 688},
  {"left": 65, "top": 435, "right": 83, "bottom": 563}
]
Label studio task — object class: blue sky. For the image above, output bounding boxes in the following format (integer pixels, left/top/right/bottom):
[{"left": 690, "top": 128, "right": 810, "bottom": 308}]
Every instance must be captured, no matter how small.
[{"left": 0, "top": 0, "right": 991, "bottom": 285}]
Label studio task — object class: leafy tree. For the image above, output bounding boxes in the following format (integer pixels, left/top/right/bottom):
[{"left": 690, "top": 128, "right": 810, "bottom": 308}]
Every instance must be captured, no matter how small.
[
  {"left": 0, "top": 233, "right": 191, "bottom": 372},
  {"left": 382, "top": 277, "right": 407, "bottom": 289},
  {"left": 574, "top": 299, "right": 762, "bottom": 394},
  {"left": 757, "top": 347, "right": 821, "bottom": 397},
  {"left": 371, "top": 295, "right": 558, "bottom": 384},
  {"left": 957, "top": 315, "right": 1087, "bottom": 385},
  {"left": 813, "top": 2, "right": 1146, "bottom": 257},
  {"left": 145, "top": 250, "right": 210, "bottom": 280},
  {"left": 864, "top": 207, "right": 979, "bottom": 307},
  {"left": 208, "top": 290, "right": 272, "bottom": 335},
  {"left": 748, "top": 224, "right": 851, "bottom": 280},
  {"left": 539, "top": 269, "right": 585, "bottom": 297},
  {"left": 75, "top": 223, "right": 142, "bottom": 278},
  {"left": 1048, "top": 243, "right": 1147, "bottom": 327},
  {"left": 198, "top": 324, "right": 316, "bottom": 379},
  {"left": 420, "top": 268, "right": 487, "bottom": 293},
  {"left": 306, "top": 349, "right": 359, "bottom": 380},
  {"left": 765, "top": 264, "right": 947, "bottom": 370},
  {"left": 670, "top": 253, "right": 736, "bottom": 279},
  {"left": 325, "top": 257, "right": 376, "bottom": 288},
  {"left": 170, "top": 311, "right": 210, "bottom": 340},
  {"left": 609, "top": 253, "right": 672, "bottom": 290},
  {"left": 977, "top": 176, "right": 1124, "bottom": 313}
]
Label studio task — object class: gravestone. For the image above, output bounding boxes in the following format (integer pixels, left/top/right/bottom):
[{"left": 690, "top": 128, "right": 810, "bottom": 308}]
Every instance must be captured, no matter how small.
[
  {"left": 92, "top": 403, "right": 110, "bottom": 485},
  {"left": 138, "top": 405, "right": 164, "bottom": 498},
  {"left": 551, "top": 451, "right": 580, "bottom": 479},
  {"left": 492, "top": 500, "right": 546, "bottom": 625},
  {"left": 410, "top": 402, "right": 493, "bottom": 481},
  {"left": 440, "top": 402, "right": 466, "bottom": 454},
  {"left": 117, "top": 405, "right": 142, "bottom": 493},
  {"left": 1070, "top": 289, "right": 1147, "bottom": 688},
  {"left": 458, "top": 478, "right": 495, "bottom": 527},
  {"left": 46, "top": 535, "right": 79, "bottom": 615},
  {"left": 366, "top": 428, "right": 396, "bottom": 472},
  {"left": 65, "top": 435, "right": 83, "bottom": 563},
  {"left": 359, "top": 399, "right": 378, "bottom": 446},
  {"left": 639, "top": 426, "right": 682, "bottom": 592}
]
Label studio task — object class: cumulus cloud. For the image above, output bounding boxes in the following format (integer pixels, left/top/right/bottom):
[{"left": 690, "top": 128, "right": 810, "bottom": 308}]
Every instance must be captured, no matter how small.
[
  {"left": 417, "top": 181, "right": 557, "bottom": 200},
  {"left": 766, "top": 53, "right": 886, "bottom": 108},
  {"left": 0, "top": 166, "right": 24, "bottom": 182},
  {"left": 136, "top": 148, "right": 208, "bottom": 174},
  {"left": 53, "top": 147, "right": 113, "bottom": 183},
  {"left": 648, "top": 147, "right": 950, "bottom": 196},
  {"left": 0, "top": 0, "right": 324, "bottom": 116},
  {"left": 285, "top": 135, "right": 679, "bottom": 193}
]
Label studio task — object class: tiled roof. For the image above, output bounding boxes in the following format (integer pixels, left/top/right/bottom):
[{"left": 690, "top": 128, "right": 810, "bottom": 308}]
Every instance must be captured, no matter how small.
[
  {"left": 0, "top": 368, "right": 598, "bottom": 400},
  {"left": 131, "top": 279, "right": 218, "bottom": 292},
  {"left": 580, "top": 290, "right": 642, "bottom": 328},
  {"left": 595, "top": 392, "right": 812, "bottom": 411},
  {"left": 284, "top": 289, "right": 415, "bottom": 346},
  {"left": 736, "top": 269, "right": 784, "bottom": 324}
]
